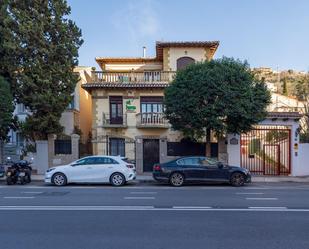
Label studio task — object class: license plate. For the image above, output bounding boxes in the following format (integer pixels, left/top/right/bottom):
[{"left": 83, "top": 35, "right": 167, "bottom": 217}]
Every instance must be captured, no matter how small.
[{"left": 19, "top": 172, "right": 26, "bottom": 177}]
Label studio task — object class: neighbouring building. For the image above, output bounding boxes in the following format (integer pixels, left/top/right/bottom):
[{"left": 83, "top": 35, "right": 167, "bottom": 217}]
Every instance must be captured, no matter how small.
[
  {"left": 2, "top": 67, "right": 92, "bottom": 172},
  {"left": 82, "top": 41, "right": 220, "bottom": 173}
]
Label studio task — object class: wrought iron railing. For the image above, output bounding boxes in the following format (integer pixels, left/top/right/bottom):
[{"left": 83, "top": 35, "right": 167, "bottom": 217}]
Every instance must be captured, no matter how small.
[{"left": 102, "top": 113, "right": 127, "bottom": 127}]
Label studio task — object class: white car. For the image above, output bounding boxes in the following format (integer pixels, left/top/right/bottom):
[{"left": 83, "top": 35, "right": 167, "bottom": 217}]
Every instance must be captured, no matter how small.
[{"left": 45, "top": 156, "right": 136, "bottom": 186}]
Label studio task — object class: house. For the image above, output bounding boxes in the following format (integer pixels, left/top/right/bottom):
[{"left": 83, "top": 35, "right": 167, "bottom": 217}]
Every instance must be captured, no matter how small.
[{"left": 82, "top": 41, "right": 220, "bottom": 173}]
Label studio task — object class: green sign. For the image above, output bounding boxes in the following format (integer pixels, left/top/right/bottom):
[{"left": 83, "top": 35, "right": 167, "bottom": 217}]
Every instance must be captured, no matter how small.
[{"left": 126, "top": 100, "right": 136, "bottom": 111}]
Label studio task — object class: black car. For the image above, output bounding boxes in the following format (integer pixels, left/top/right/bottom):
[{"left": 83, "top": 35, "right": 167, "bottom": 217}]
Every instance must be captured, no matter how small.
[{"left": 153, "top": 156, "right": 251, "bottom": 187}]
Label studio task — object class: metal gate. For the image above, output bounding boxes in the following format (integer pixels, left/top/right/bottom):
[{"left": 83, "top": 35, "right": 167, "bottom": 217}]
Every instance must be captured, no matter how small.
[{"left": 240, "top": 127, "right": 291, "bottom": 175}]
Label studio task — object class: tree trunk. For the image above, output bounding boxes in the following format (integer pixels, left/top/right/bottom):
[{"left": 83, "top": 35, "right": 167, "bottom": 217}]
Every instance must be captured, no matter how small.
[{"left": 206, "top": 128, "right": 211, "bottom": 157}]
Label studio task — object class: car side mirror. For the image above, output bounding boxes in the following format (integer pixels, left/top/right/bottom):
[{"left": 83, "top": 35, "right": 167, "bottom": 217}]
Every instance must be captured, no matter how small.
[{"left": 217, "top": 162, "right": 224, "bottom": 169}]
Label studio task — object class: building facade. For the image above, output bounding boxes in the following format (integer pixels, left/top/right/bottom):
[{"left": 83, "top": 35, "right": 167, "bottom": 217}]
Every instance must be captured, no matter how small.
[{"left": 83, "top": 41, "right": 220, "bottom": 173}]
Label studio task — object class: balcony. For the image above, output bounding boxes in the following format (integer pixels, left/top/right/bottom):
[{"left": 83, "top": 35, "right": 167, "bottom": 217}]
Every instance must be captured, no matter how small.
[
  {"left": 91, "top": 71, "right": 176, "bottom": 84},
  {"left": 136, "top": 112, "right": 170, "bottom": 129},
  {"left": 102, "top": 113, "right": 127, "bottom": 128}
]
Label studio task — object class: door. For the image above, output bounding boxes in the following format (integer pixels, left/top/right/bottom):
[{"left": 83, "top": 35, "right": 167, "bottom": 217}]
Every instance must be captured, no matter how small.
[
  {"left": 177, "top": 157, "right": 206, "bottom": 180},
  {"left": 91, "top": 157, "right": 119, "bottom": 182},
  {"left": 68, "top": 157, "right": 97, "bottom": 183},
  {"left": 200, "top": 158, "right": 228, "bottom": 181},
  {"left": 110, "top": 96, "right": 123, "bottom": 124},
  {"left": 143, "top": 139, "right": 159, "bottom": 172}
]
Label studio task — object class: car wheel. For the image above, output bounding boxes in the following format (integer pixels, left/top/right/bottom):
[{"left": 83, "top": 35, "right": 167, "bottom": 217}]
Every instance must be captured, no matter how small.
[
  {"left": 52, "top": 173, "right": 67, "bottom": 186},
  {"left": 230, "top": 172, "right": 245, "bottom": 187},
  {"left": 110, "top": 173, "right": 125, "bottom": 186},
  {"left": 169, "top": 172, "right": 184, "bottom": 187}
]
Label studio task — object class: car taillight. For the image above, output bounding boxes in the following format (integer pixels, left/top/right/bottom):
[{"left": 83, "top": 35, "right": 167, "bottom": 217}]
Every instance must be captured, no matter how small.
[
  {"left": 153, "top": 164, "right": 161, "bottom": 171},
  {"left": 126, "top": 164, "right": 135, "bottom": 169}
]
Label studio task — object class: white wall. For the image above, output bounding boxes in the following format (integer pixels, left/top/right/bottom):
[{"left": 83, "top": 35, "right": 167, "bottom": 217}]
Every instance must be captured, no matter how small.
[
  {"left": 168, "top": 48, "right": 207, "bottom": 71},
  {"left": 293, "top": 144, "right": 309, "bottom": 176}
]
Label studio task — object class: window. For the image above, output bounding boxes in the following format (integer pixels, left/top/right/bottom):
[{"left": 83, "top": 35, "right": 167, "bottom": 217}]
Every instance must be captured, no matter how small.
[
  {"left": 140, "top": 97, "right": 163, "bottom": 113},
  {"left": 54, "top": 140, "right": 72, "bottom": 155},
  {"left": 177, "top": 157, "right": 200, "bottom": 166},
  {"left": 199, "top": 157, "right": 218, "bottom": 167},
  {"left": 74, "top": 157, "right": 96, "bottom": 165},
  {"left": 176, "top": 57, "right": 195, "bottom": 70},
  {"left": 17, "top": 103, "right": 26, "bottom": 114},
  {"left": 109, "top": 96, "right": 123, "bottom": 124},
  {"left": 94, "top": 157, "right": 118, "bottom": 165},
  {"left": 109, "top": 138, "right": 125, "bottom": 157}
]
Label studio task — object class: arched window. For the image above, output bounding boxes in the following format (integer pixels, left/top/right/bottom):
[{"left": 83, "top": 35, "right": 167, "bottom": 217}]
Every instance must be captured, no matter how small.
[{"left": 176, "top": 57, "right": 195, "bottom": 70}]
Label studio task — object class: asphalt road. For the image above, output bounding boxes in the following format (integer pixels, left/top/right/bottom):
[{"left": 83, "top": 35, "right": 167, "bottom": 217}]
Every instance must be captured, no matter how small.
[{"left": 0, "top": 182, "right": 309, "bottom": 249}]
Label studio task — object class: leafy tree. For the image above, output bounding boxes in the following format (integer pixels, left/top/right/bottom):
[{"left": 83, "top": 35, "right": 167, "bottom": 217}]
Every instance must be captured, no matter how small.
[
  {"left": 1, "top": 0, "right": 83, "bottom": 140},
  {"left": 0, "top": 76, "right": 14, "bottom": 141},
  {"left": 164, "top": 57, "right": 271, "bottom": 156}
]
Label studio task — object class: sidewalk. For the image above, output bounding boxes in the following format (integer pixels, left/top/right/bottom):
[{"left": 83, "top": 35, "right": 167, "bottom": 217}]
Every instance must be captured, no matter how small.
[{"left": 28, "top": 174, "right": 309, "bottom": 183}]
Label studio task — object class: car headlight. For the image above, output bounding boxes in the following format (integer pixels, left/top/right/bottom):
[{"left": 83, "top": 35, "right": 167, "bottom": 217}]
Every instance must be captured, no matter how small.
[{"left": 46, "top": 168, "right": 56, "bottom": 173}]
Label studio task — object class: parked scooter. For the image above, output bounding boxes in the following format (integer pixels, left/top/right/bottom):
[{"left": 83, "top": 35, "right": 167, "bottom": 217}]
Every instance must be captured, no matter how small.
[
  {"left": 0, "top": 164, "right": 5, "bottom": 178},
  {"left": 5, "top": 159, "right": 32, "bottom": 185}
]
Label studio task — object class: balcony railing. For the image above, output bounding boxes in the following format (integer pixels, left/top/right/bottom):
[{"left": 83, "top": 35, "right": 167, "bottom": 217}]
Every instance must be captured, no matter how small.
[
  {"left": 136, "top": 112, "right": 170, "bottom": 128},
  {"left": 102, "top": 113, "right": 127, "bottom": 128},
  {"left": 91, "top": 71, "right": 176, "bottom": 83}
]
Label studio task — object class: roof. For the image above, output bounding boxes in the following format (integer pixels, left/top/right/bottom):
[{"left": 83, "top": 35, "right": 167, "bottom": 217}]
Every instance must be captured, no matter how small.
[
  {"left": 82, "top": 83, "right": 169, "bottom": 90},
  {"left": 267, "top": 112, "right": 303, "bottom": 119},
  {"left": 95, "top": 41, "right": 220, "bottom": 65},
  {"left": 95, "top": 57, "right": 159, "bottom": 64},
  {"left": 156, "top": 41, "right": 220, "bottom": 60}
]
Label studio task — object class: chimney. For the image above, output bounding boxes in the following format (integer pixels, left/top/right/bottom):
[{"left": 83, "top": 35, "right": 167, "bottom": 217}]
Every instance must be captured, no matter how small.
[{"left": 142, "top": 46, "right": 146, "bottom": 58}]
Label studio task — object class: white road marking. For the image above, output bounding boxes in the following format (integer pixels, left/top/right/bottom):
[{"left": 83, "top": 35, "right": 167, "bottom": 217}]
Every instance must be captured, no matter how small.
[
  {"left": 249, "top": 207, "right": 287, "bottom": 209},
  {"left": 173, "top": 206, "right": 212, "bottom": 209},
  {"left": 3, "top": 197, "right": 35, "bottom": 199},
  {"left": 124, "top": 197, "right": 155, "bottom": 200},
  {"left": 246, "top": 198, "right": 278, "bottom": 200},
  {"left": 130, "top": 192, "right": 157, "bottom": 194},
  {"left": 236, "top": 192, "right": 264, "bottom": 195},
  {"left": 0, "top": 206, "right": 308, "bottom": 212},
  {"left": 21, "top": 192, "right": 43, "bottom": 194}
]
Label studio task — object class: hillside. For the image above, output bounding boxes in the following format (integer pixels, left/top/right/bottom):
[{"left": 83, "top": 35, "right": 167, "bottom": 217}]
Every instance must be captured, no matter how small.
[{"left": 252, "top": 67, "right": 309, "bottom": 100}]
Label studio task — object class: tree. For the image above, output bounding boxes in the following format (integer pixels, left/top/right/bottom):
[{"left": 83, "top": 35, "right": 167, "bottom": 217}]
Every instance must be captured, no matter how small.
[
  {"left": 0, "top": 76, "right": 14, "bottom": 162},
  {"left": 282, "top": 78, "right": 288, "bottom": 96},
  {"left": 1, "top": 0, "right": 83, "bottom": 140},
  {"left": 0, "top": 76, "right": 14, "bottom": 141},
  {"left": 298, "top": 74, "right": 309, "bottom": 142},
  {"left": 164, "top": 57, "right": 271, "bottom": 156}
]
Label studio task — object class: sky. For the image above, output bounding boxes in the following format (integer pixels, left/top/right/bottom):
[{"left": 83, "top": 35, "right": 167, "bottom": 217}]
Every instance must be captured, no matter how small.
[{"left": 67, "top": 0, "right": 309, "bottom": 71}]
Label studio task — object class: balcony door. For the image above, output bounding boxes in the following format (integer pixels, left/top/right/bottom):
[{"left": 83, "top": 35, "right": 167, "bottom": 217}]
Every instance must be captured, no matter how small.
[
  {"left": 140, "top": 96, "right": 163, "bottom": 124},
  {"left": 110, "top": 96, "right": 123, "bottom": 124}
]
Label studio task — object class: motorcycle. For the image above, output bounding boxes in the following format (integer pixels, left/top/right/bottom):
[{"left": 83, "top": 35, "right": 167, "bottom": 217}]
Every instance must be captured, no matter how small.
[
  {"left": 6, "top": 159, "right": 32, "bottom": 185},
  {"left": 0, "top": 164, "right": 5, "bottom": 178}
]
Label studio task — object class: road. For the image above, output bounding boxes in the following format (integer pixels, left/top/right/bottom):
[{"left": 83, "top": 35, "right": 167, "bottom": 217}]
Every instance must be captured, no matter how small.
[{"left": 0, "top": 182, "right": 309, "bottom": 249}]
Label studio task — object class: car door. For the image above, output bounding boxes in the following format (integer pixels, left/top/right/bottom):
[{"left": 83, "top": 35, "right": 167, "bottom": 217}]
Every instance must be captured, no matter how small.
[
  {"left": 68, "top": 157, "right": 97, "bottom": 183},
  {"left": 90, "top": 157, "right": 119, "bottom": 183},
  {"left": 200, "top": 157, "right": 229, "bottom": 181},
  {"left": 179, "top": 157, "right": 206, "bottom": 180}
]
